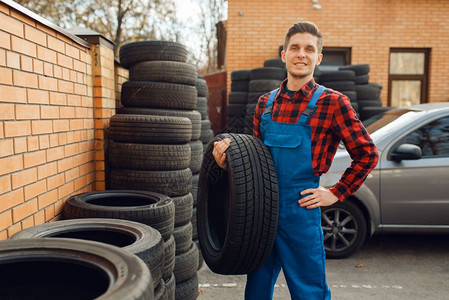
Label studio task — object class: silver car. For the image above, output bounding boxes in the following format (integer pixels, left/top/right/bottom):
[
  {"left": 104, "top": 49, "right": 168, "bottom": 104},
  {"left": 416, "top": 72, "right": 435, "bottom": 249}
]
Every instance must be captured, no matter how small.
[{"left": 320, "top": 102, "right": 449, "bottom": 258}]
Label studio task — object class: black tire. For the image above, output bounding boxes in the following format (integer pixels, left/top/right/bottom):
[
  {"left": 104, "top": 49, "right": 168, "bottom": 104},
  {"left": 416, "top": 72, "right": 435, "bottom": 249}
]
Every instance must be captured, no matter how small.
[
  {"left": 189, "top": 140, "right": 203, "bottom": 174},
  {"left": 231, "top": 80, "right": 249, "bottom": 92},
  {"left": 318, "top": 70, "right": 356, "bottom": 82},
  {"left": 129, "top": 61, "right": 198, "bottom": 86},
  {"left": 226, "top": 116, "right": 246, "bottom": 134},
  {"left": 249, "top": 67, "right": 286, "bottom": 81},
  {"left": 339, "top": 64, "right": 370, "bottom": 76},
  {"left": 194, "top": 239, "right": 204, "bottom": 270},
  {"left": 109, "top": 142, "right": 191, "bottom": 171},
  {"left": 175, "top": 274, "right": 198, "bottom": 300},
  {"left": 192, "top": 173, "right": 199, "bottom": 206},
  {"left": 367, "top": 82, "right": 383, "bottom": 89},
  {"left": 355, "top": 74, "right": 369, "bottom": 85},
  {"left": 198, "top": 133, "right": 279, "bottom": 274},
  {"left": 228, "top": 92, "right": 249, "bottom": 105},
  {"left": 109, "top": 168, "right": 192, "bottom": 198},
  {"left": 340, "top": 91, "right": 357, "bottom": 102},
  {"left": 118, "top": 108, "right": 201, "bottom": 141},
  {"left": 355, "top": 84, "right": 382, "bottom": 100},
  {"left": 247, "top": 92, "right": 265, "bottom": 104},
  {"left": 172, "top": 193, "right": 194, "bottom": 227},
  {"left": 200, "top": 119, "right": 211, "bottom": 135},
  {"left": 0, "top": 238, "right": 153, "bottom": 300},
  {"left": 196, "top": 78, "right": 208, "bottom": 97},
  {"left": 11, "top": 218, "right": 164, "bottom": 288},
  {"left": 191, "top": 207, "right": 198, "bottom": 240},
  {"left": 120, "top": 81, "right": 197, "bottom": 110},
  {"left": 321, "top": 201, "right": 367, "bottom": 259},
  {"left": 231, "top": 70, "right": 250, "bottom": 81},
  {"left": 321, "top": 81, "right": 356, "bottom": 91},
  {"left": 243, "top": 104, "right": 256, "bottom": 134},
  {"left": 163, "top": 235, "right": 176, "bottom": 280},
  {"left": 245, "top": 103, "right": 257, "bottom": 116},
  {"left": 358, "top": 99, "right": 383, "bottom": 110},
  {"left": 108, "top": 114, "right": 192, "bottom": 144},
  {"left": 227, "top": 103, "right": 246, "bottom": 117},
  {"left": 200, "top": 128, "right": 214, "bottom": 144},
  {"left": 350, "top": 102, "right": 359, "bottom": 112},
  {"left": 196, "top": 97, "right": 209, "bottom": 120},
  {"left": 360, "top": 106, "right": 394, "bottom": 121},
  {"left": 63, "top": 190, "right": 175, "bottom": 242},
  {"left": 154, "top": 279, "right": 165, "bottom": 300},
  {"left": 164, "top": 273, "right": 176, "bottom": 300},
  {"left": 173, "top": 222, "right": 193, "bottom": 255},
  {"left": 119, "top": 40, "right": 188, "bottom": 69},
  {"left": 249, "top": 79, "right": 282, "bottom": 93},
  {"left": 263, "top": 58, "right": 285, "bottom": 69},
  {"left": 173, "top": 242, "right": 199, "bottom": 284}
]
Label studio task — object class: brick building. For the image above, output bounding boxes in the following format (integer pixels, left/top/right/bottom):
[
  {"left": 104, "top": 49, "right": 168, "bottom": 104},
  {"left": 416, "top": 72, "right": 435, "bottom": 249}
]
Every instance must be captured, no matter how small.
[
  {"left": 0, "top": 0, "right": 128, "bottom": 238},
  {"left": 224, "top": 0, "right": 449, "bottom": 106}
]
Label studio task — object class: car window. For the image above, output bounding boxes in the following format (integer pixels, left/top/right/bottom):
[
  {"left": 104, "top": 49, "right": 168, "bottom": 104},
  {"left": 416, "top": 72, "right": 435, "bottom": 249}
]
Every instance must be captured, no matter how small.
[
  {"left": 364, "top": 108, "right": 413, "bottom": 134},
  {"left": 404, "top": 116, "right": 449, "bottom": 157}
]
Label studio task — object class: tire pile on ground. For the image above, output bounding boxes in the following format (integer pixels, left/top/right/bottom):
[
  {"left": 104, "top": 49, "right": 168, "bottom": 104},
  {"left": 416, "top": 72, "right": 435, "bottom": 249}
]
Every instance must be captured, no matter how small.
[
  {"left": 197, "top": 76, "right": 214, "bottom": 153},
  {"left": 226, "top": 47, "right": 286, "bottom": 134},
  {"left": 192, "top": 77, "right": 209, "bottom": 273},
  {"left": 9, "top": 190, "right": 174, "bottom": 299},
  {"left": 262, "top": 46, "right": 285, "bottom": 69},
  {"left": 244, "top": 67, "right": 286, "bottom": 133},
  {"left": 108, "top": 40, "right": 201, "bottom": 299},
  {"left": 0, "top": 238, "right": 153, "bottom": 300},
  {"left": 227, "top": 70, "right": 250, "bottom": 133},
  {"left": 10, "top": 216, "right": 163, "bottom": 299},
  {"left": 315, "top": 69, "right": 359, "bottom": 114},
  {"left": 227, "top": 65, "right": 286, "bottom": 134},
  {"left": 339, "top": 64, "right": 393, "bottom": 120}
]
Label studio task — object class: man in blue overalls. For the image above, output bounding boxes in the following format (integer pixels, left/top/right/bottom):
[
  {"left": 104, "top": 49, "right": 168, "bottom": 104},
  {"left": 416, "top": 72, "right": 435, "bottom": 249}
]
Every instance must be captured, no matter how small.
[{"left": 213, "top": 21, "right": 378, "bottom": 299}]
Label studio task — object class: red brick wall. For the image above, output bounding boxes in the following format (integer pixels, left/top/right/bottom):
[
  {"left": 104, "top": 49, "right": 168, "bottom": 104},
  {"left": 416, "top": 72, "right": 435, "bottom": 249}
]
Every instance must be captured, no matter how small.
[
  {"left": 0, "top": 2, "right": 123, "bottom": 238},
  {"left": 226, "top": 0, "right": 449, "bottom": 104}
]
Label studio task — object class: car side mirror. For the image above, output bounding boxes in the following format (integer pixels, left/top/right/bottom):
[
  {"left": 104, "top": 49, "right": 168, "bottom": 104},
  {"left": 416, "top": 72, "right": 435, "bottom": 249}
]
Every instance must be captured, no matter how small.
[{"left": 390, "top": 143, "right": 422, "bottom": 161}]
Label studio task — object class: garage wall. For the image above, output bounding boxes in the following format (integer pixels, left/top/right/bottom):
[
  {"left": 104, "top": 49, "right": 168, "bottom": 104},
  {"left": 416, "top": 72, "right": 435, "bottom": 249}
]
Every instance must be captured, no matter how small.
[
  {"left": 0, "top": 1, "right": 125, "bottom": 238},
  {"left": 226, "top": 0, "right": 449, "bottom": 104}
]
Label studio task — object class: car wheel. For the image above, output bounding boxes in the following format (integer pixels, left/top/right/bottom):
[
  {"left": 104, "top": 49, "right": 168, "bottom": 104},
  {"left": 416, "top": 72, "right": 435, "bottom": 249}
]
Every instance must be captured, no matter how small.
[{"left": 321, "top": 201, "right": 367, "bottom": 259}]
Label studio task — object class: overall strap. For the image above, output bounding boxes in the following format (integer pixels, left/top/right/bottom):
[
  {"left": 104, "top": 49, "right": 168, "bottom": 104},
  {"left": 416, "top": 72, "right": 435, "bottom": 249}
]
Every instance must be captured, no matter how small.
[
  {"left": 298, "top": 85, "right": 326, "bottom": 123},
  {"left": 262, "top": 88, "right": 279, "bottom": 115}
]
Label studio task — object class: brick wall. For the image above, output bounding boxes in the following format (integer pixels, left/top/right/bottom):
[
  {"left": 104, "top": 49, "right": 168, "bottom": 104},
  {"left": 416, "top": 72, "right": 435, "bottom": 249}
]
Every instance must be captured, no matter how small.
[
  {"left": 0, "top": 1, "right": 124, "bottom": 238},
  {"left": 226, "top": 0, "right": 449, "bottom": 104}
]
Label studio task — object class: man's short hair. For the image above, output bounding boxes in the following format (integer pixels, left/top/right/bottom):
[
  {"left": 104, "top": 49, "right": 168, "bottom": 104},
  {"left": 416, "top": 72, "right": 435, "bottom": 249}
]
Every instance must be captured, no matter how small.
[{"left": 283, "top": 21, "right": 323, "bottom": 53}]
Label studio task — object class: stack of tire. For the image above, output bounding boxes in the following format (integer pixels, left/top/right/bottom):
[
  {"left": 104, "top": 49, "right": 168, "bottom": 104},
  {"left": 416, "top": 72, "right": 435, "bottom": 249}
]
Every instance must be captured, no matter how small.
[
  {"left": 197, "top": 76, "right": 214, "bottom": 153},
  {"left": 263, "top": 46, "right": 286, "bottom": 70},
  {"left": 190, "top": 76, "right": 209, "bottom": 272},
  {"left": 11, "top": 200, "right": 166, "bottom": 299},
  {"left": 107, "top": 40, "right": 200, "bottom": 299},
  {"left": 227, "top": 70, "right": 250, "bottom": 133},
  {"left": 0, "top": 238, "right": 154, "bottom": 300},
  {"left": 339, "top": 64, "right": 393, "bottom": 120},
  {"left": 244, "top": 67, "right": 286, "bottom": 133},
  {"left": 316, "top": 70, "right": 359, "bottom": 114}
]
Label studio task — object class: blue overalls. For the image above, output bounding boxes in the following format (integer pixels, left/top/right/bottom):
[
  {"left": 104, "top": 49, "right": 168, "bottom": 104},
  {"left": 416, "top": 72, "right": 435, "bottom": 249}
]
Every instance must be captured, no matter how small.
[{"left": 245, "top": 85, "right": 331, "bottom": 300}]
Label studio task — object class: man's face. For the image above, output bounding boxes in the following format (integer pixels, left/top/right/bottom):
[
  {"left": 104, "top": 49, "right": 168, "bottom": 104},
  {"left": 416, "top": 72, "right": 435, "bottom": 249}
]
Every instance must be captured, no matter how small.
[{"left": 281, "top": 33, "right": 323, "bottom": 80}]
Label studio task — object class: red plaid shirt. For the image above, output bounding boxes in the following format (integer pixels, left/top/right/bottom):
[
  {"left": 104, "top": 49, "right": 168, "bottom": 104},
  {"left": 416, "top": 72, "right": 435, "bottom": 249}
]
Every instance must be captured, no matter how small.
[{"left": 254, "top": 79, "right": 378, "bottom": 201}]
